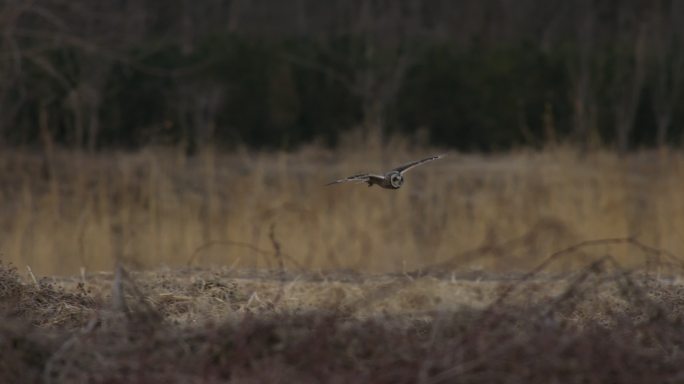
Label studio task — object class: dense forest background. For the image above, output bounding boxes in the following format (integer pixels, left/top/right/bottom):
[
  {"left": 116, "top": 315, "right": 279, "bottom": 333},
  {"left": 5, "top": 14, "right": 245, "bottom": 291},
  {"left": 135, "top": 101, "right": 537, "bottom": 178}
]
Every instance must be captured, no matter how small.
[{"left": 1, "top": 0, "right": 683, "bottom": 151}]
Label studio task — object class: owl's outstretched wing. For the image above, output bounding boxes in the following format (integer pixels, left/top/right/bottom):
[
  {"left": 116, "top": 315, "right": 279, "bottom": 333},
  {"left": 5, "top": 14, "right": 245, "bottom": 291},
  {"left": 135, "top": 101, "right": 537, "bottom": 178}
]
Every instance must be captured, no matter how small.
[
  {"left": 326, "top": 173, "right": 385, "bottom": 186},
  {"left": 392, "top": 154, "right": 445, "bottom": 175}
]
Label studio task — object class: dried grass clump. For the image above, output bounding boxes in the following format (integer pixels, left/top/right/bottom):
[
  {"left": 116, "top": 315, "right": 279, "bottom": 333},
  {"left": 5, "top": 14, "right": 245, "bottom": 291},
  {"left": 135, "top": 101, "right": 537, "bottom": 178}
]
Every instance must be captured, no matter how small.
[
  {"left": 2, "top": 258, "right": 684, "bottom": 383},
  {"left": 0, "top": 263, "right": 23, "bottom": 303},
  {"left": 0, "top": 263, "right": 98, "bottom": 329},
  {"left": 4, "top": 290, "right": 684, "bottom": 383}
]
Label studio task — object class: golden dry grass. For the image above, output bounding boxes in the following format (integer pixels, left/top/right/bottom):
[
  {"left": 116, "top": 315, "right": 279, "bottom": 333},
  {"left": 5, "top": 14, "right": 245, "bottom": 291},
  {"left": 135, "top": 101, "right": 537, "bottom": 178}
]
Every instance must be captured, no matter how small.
[{"left": 1, "top": 142, "right": 684, "bottom": 276}]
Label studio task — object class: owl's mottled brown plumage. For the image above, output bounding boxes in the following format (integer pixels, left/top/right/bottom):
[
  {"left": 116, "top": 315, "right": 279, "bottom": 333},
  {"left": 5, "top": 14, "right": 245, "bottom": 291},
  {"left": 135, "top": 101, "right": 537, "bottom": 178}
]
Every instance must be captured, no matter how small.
[{"left": 326, "top": 154, "right": 445, "bottom": 190}]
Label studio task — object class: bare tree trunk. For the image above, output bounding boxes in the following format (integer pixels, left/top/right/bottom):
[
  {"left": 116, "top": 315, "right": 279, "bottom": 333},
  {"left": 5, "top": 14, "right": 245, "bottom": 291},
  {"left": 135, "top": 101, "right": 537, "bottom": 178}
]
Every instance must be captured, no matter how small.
[
  {"left": 228, "top": 0, "right": 249, "bottom": 33},
  {"left": 283, "top": 0, "right": 427, "bottom": 147},
  {"left": 569, "top": 0, "right": 597, "bottom": 150},
  {"left": 355, "top": 0, "right": 422, "bottom": 142},
  {"left": 295, "top": 0, "right": 307, "bottom": 36},
  {"left": 650, "top": 0, "right": 684, "bottom": 148},
  {"left": 87, "top": 92, "right": 101, "bottom": 152},
  {"left": 181, "top": 0, "right": 194, "bottom": 55},
  {"left": 66, "top": 90, "right": 85, "bottom": 148},
  {"left": 614, "top": 25, "right": 647, "bottom": 153}
]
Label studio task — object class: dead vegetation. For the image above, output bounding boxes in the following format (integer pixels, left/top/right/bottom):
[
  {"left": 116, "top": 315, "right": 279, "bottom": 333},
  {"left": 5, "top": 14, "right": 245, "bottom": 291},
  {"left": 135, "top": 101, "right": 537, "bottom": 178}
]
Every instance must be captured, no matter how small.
[
  {"left": 2, "top": 146, "right": 684, "bottom": 276},
  {"left": 2, "top": 147, "right": 684, "bottom": 381},
  {"left": 3, "top": 241, "right": 684, "bottom": 383}
]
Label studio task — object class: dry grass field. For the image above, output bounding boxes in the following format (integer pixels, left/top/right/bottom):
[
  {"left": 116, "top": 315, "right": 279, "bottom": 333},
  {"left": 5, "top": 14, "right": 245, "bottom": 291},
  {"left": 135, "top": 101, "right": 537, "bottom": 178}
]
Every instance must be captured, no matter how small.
[
  {"left": 2, "top": 143, "right": 684, "bottom": 382},
  {"left": 2, "top": 143, "right": 684, "bottom": 276}
]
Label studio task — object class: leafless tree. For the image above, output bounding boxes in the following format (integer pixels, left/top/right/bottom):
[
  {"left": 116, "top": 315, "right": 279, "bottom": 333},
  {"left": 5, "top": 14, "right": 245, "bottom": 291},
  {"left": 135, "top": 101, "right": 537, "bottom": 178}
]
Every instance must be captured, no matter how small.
[
  {"left": 568, "top": 0, "right": 600, "bottom": 148},
  {"left": 648, "top": 0, "right": 684, "bottom": 148},
  {"left": 0, "top": 1, "right": 25, "bottom": 144},
  {"left": 1, "top": 0, "right": 683, "bottom": 150},
  {"left": 612, "top": 5, "right": 648, "bottom": 153},
  {"left": 283, "top": 0, "right": 434, "bottom": 142},
  {"left": 0, "top": 1, "right": 133, "bottom": 149}
]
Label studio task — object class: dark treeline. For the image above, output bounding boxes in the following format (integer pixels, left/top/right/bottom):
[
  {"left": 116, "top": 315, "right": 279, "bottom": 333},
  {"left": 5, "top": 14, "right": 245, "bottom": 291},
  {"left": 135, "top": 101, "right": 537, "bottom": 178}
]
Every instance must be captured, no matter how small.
[{"left": 1, "top": 0, "right": 683, "bottom": 151}]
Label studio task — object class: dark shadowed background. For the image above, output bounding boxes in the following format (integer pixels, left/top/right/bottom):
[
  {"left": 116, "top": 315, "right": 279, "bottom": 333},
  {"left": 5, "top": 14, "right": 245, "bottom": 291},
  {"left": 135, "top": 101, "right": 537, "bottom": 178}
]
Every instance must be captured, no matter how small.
[{"left": 1, "top": 0, "right": 683, "bottom": 152}]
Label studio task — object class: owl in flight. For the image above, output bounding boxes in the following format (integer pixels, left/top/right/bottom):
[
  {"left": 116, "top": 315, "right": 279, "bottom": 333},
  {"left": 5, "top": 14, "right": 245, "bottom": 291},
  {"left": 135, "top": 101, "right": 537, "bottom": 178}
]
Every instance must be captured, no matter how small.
[{"left": 326, "top": 154, "right": 445, "bottom": 189}]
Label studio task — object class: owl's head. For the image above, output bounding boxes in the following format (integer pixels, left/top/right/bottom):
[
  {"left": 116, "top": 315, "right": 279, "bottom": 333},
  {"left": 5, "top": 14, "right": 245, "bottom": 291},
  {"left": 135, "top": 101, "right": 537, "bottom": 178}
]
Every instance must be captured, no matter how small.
[{"left": 389, "top": 172, "right": 404, "bottom": 188}]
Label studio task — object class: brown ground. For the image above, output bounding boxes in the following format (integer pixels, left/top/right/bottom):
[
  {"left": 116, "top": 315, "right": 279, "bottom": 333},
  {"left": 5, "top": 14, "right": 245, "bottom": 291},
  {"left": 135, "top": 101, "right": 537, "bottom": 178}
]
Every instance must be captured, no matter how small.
[{"left": 3, "top": 258, "right": 684, "bottom": 383}]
